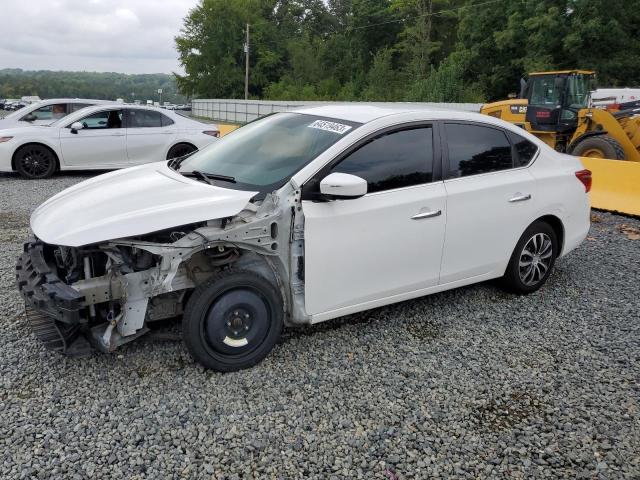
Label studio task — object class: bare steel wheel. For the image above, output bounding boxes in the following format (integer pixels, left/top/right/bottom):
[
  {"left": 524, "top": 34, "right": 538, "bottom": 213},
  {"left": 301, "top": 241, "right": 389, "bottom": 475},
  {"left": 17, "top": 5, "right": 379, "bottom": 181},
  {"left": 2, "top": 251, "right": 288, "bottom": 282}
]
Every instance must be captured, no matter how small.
[
  {"left": 518, "top": 232, "right": 553, "bottom": 286},
  {"left": 502, "top": 221, "right": 558, "bottom": 294},
  {"left": 15, "top": 144, "right": 57, "bottom": 179},
  {"left": 182, "top": 269, "right": 283, "bottom": 371}
]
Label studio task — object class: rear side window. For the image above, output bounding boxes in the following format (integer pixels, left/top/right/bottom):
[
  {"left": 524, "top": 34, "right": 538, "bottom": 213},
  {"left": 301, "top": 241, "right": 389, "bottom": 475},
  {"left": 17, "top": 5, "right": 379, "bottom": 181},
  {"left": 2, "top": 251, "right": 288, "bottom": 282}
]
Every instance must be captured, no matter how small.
[
  {"left": 331, "top": 127, "right": 434, "bottom": 193},
  {"left": 70, "top": 103, "right": 93, "bottom": 112},
  {"left": 161, "top": 114, "right": 175, "bottom": 127},
  {"left": 128, "top": 109, "right": 162, "bottom": 128},
  {"left": 445, "top": 123, "right": 513, "bottom": 178},
  {"left": 508, "top": 131, "right": 538, "bottom": 167}
]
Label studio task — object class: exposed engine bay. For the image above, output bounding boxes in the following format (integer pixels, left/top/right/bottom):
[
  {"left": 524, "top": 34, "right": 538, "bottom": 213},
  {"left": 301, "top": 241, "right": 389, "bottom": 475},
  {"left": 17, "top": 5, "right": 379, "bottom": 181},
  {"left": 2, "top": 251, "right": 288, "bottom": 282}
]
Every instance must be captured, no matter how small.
[{"left": 16, "top": 189, "right": 308, "bottom": 355}]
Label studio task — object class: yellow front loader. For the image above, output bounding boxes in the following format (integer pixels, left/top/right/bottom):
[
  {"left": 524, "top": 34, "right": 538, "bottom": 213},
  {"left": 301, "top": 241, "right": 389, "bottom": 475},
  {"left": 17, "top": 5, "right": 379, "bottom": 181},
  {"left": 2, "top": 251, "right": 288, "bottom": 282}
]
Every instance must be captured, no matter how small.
[{"left": 481, "top": 70, "right": 640, "bottom": 215}]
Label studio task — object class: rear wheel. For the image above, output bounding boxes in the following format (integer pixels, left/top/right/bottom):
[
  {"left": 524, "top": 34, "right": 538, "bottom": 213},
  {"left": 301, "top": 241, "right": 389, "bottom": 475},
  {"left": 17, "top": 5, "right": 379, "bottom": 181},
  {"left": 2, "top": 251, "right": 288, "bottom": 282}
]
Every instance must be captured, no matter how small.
[
  {"left": 502, "top": 221, "right": 558, "bottom": 294},
  {"left": 14, "top": 144, "right": 57, "bottom": 179},
  {"left": 570, "top": 135, "right": 625, "bottom": 160},
  {"left": 182, "top": 270, "right": 283, "bottom": 371},
  {"left": 167, "top": 143, "right": 197, "bottom": 160}
]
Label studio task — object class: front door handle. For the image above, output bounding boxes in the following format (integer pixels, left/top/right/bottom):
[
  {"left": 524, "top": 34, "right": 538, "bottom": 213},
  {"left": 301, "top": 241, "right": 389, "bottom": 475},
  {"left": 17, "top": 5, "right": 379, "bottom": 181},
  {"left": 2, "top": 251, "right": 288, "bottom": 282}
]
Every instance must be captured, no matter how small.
[
  {"left": 411, "top": 209, "right": 442, "bottom": 220},
  {"left": 509, "top": 194, "right": 532, "bottom": 203}
]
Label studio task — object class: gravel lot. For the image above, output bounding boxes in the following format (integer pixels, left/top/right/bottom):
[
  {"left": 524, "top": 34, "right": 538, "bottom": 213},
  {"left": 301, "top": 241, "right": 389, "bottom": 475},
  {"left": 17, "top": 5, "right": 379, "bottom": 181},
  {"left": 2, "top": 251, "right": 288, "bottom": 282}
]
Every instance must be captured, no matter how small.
[{"left": 1, "top": 172, "right": 639, "bottom": 479}]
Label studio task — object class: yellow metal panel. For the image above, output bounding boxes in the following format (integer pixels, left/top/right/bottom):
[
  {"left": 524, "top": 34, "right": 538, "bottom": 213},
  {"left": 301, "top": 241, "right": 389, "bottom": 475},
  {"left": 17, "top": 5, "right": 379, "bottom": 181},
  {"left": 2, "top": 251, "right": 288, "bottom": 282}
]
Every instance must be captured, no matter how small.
[
  {"left": 218, "top": 123, "right": 240, "bottom": 136},
  {"left": 580, "top": 157, "right": 640, "bottom": 215}
]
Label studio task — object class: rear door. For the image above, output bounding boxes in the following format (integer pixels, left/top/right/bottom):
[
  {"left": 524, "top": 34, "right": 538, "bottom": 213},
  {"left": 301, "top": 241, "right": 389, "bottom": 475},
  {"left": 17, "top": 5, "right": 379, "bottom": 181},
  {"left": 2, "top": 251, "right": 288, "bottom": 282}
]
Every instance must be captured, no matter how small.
[
  {"left": 439, "top": 122, "right": 539, "bottom": 284},
  {"left": 125, "top": 109, "right": 176, "bottom": 165}
]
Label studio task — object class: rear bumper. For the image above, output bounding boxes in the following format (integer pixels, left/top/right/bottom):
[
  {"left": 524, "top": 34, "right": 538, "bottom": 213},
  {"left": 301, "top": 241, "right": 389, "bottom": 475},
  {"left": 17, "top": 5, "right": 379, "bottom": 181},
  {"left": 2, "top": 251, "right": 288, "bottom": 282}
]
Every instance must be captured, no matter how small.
[{"left": 15, "top": 239, "right": 85, "bottom": 324}]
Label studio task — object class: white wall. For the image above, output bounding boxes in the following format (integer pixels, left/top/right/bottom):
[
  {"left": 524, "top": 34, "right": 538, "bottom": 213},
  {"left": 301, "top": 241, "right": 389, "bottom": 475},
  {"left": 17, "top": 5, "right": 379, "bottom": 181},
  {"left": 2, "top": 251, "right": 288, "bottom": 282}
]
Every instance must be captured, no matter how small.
[{"left": 193, "top": 99, "right": 483, "bottom": 123}]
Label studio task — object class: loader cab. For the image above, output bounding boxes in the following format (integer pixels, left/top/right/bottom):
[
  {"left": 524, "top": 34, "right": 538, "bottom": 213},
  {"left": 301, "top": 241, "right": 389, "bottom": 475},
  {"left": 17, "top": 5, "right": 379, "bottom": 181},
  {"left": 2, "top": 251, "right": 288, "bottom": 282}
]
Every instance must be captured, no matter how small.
[{"left": 522, "top": 70, "right": 595, "bottom": 133}]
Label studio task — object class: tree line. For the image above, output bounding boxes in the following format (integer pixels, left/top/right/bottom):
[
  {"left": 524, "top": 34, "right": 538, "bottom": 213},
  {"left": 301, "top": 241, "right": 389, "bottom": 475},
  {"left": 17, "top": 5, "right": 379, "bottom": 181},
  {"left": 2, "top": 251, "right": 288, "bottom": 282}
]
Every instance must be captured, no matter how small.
[
  {"left": 0, "top": 69, "right": 187, "bottom": 104},
  {"left": 175, "top": 0, "right": 640, "bottom": 102}
]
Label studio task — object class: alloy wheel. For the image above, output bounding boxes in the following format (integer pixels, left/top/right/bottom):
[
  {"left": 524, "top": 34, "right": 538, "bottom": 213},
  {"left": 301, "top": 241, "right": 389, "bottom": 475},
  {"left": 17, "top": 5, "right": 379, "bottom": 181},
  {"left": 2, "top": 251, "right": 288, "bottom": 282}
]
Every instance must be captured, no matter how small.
[
  {"left": 19, "top": 148, "right": 52, "bottom": 178},
  {"left": 518, "top": 232, "right": 553, "bottom": 286}
]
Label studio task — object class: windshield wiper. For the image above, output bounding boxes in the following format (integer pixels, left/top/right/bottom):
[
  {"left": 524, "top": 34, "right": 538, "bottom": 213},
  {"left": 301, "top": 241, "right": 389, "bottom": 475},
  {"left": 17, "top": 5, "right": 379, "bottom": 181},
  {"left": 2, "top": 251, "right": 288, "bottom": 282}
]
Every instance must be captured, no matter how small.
[
  {"left": 168, "top": 151, "right": 196, "bottom": 170},
  {"left": 182, "top": 170, "right": 236, "bottom": 185}
]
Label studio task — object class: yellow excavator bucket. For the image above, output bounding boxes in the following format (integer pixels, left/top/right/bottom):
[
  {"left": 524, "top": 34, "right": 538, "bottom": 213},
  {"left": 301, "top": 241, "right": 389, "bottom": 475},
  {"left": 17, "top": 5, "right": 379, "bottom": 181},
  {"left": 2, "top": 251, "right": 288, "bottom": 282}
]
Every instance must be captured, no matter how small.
[{"left": 581, "top": 157, "right": 640, "bottom": 216}]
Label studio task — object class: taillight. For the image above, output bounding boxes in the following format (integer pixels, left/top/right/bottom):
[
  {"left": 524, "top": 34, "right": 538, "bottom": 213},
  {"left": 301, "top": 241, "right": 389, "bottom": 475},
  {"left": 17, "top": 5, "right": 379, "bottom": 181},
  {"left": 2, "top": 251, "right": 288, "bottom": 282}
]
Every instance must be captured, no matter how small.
[
  {"left": 203, "top": 130, "right": 220, "bottom": 138},
  {"left": 575, "top": 169, "right": 592, "bottom": 192}
]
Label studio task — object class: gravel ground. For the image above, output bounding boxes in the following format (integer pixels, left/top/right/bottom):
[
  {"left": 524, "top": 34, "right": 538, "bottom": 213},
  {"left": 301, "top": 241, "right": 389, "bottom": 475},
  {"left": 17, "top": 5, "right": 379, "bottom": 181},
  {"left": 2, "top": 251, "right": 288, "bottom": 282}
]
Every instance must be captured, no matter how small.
[{"left": 1, "top": 172, "right": 639, "bottom": 479}]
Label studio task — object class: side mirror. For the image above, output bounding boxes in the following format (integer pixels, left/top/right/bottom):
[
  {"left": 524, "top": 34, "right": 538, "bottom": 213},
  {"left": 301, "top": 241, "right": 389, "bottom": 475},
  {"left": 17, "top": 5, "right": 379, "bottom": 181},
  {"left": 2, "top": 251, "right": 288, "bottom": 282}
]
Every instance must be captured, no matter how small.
[
  {"left": 22, "top": 113, "right": 37, "bottom": 122},
  {"left": 70, "top": 122, "right": 84, "bottom": 134},
  {"left": 319, "top": 172, "right": 367, "bottom": 199}
]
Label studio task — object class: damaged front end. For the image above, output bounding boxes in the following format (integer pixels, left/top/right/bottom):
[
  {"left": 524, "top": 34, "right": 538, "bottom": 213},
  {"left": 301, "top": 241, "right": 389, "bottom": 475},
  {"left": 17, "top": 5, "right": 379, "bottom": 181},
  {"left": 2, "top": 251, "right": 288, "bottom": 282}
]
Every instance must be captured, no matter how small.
[{"left": 16, "top": 191, "right": 303, "bottom": 356}]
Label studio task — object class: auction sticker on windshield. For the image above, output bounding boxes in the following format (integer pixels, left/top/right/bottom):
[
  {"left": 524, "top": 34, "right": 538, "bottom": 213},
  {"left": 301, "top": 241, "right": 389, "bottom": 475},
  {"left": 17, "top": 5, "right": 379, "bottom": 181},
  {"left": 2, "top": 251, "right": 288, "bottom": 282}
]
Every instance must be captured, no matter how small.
[{"left": 308, "top": 120, "right": 352, "bottom": 135}]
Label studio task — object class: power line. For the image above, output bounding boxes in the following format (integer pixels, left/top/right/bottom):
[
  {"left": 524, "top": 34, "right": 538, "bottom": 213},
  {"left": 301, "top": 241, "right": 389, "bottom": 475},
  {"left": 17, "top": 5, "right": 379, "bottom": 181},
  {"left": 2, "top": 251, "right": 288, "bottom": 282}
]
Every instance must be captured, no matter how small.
[{"left": 346, "top": 0, "right": 506, "bottom": 32}]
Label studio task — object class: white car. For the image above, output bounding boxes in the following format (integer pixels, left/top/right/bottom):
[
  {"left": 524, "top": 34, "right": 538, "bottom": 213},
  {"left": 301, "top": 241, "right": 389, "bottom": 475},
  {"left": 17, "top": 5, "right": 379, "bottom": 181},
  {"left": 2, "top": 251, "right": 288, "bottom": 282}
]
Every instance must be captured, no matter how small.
[
  {"left": 16, "top": 106, "right": 590, "bottom": 371},
  {"left": 0, "top": 104, "right": 219, "bottom": 179},
  {"left": 0, "top": 98, "right": 115, "bottom": 129}
]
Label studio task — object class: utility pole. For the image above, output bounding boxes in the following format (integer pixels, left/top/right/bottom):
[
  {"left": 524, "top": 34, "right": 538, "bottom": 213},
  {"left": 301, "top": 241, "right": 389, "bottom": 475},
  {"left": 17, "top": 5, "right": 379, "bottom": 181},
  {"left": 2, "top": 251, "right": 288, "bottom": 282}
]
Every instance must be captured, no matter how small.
[{"left": 244, "top": 23, "right": 250, "bottom": 100}]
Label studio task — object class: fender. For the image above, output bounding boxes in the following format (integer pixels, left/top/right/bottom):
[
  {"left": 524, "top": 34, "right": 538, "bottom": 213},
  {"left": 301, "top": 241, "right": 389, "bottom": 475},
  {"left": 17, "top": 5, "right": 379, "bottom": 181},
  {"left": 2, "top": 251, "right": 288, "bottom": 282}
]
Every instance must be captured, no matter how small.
[{"left": 567, "top": 130, "right": 608, "bottom": 154}]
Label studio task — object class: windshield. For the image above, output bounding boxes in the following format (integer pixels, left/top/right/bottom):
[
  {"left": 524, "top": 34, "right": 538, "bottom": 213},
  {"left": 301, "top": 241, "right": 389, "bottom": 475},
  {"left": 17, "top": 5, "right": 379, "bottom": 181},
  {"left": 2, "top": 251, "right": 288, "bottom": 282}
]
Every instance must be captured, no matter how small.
[{"left": 178, "top": 113, "right": 361, "bottom": 191}]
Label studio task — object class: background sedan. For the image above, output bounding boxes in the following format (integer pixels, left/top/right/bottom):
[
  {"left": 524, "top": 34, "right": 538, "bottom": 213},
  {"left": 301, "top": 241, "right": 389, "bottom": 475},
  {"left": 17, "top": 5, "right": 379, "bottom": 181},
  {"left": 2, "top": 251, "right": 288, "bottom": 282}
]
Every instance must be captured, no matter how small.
[{"left": 0, "top": 105, "right": 219, "bottom": 178}]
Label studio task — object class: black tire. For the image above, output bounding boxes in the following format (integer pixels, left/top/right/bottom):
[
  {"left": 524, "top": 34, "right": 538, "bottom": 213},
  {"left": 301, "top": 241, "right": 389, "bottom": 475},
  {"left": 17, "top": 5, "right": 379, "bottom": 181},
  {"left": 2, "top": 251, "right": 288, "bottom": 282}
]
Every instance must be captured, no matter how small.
[
  {"left": 182, "top": 269, "right": 283, "bottom": 372},
  {"left": 502, "top": 221, "right": 558, "bottom": 294},
  {"left": 167, "top": 143, "right": 197, "bottom": 160},
  {"left": 570, "top": 135, "right": 625, "bottom": 160},
  {"left": 14, "top": 144, "right": 57, "bottom": 179}
]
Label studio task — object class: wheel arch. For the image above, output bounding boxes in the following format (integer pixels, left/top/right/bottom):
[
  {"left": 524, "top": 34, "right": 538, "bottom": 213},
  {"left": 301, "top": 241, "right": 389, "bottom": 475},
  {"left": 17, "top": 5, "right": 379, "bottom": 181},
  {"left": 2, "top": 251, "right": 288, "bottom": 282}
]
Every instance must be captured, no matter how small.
[
  {"left": 532, "top": 214, "right": 565, "bottom": 254},
  {"left": 11, "top": 142, "right": 61, "bottom": 171},
  {"left": 166, "top": 141, "right": 198, "bottom": 160}
]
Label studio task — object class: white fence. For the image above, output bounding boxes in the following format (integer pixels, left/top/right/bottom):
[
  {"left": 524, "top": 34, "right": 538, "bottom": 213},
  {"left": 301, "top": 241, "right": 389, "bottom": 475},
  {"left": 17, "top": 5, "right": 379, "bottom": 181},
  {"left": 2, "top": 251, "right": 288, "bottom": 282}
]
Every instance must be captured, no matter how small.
[{"left": 192, "top": 99, "right": 483, "bottom": 124}]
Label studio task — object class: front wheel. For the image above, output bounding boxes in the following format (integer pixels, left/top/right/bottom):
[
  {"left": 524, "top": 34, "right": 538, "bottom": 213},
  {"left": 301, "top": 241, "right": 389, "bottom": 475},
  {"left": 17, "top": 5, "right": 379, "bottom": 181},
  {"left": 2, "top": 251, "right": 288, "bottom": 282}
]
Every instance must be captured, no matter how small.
[
  {"left": 182, "top": 269, "right": 283, "bottom": 371},
  {"left": 502, "top": 221, "right": 558, "bottom": 294},
  {"left": 14, "top": 144, "right": 57, "bottom": 179}
]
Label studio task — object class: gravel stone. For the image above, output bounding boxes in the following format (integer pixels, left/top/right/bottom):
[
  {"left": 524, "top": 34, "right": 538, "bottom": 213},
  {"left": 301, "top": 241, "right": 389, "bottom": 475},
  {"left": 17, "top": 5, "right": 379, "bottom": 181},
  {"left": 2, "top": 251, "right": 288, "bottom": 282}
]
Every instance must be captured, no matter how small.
[{"left": 1, "top": 171, "right": 639, "bottom": 479}]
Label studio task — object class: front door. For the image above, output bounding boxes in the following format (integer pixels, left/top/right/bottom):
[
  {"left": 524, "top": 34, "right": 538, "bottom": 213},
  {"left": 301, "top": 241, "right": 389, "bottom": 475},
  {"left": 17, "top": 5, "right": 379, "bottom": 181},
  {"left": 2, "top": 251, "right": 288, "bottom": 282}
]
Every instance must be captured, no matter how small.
[
  {"left": 59, "top": 109, "right": 127, "bottom": 167},
  {"left": 302, "top": 125, "right": 446, "bottom": 317}
]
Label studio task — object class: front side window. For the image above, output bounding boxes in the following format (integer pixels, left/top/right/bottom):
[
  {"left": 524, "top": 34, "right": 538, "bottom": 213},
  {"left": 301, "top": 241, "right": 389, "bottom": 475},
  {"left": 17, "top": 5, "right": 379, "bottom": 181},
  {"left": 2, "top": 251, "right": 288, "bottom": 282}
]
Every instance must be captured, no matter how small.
[
  {"left": 445, "top": 123, "right": 513, "bottom": 178},
  {"left": 76, "top": 110, "right": 123, "bottom": 129},
  {"left": 331, "top": 127, "right": 434, "bottom": 193},
  {"left": 22, "top": 103, "right": 68, "bottom": 121},
  {"left": 128, "top": 109, "right": 162, "bottom": 128},
  {"left": 179, "top": 113, "right": 361, "bottom": 191}
]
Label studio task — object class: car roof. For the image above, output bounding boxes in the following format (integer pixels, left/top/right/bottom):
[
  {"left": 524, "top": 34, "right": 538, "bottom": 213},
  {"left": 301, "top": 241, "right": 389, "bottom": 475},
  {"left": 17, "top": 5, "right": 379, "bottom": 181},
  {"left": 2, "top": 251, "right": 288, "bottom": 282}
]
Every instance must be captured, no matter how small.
[
  {"left": 294, "top": 104, "right": 489, "bottom": 124},
  {"left": 33, "top": 98, "right": 117, "bottom": 106}
]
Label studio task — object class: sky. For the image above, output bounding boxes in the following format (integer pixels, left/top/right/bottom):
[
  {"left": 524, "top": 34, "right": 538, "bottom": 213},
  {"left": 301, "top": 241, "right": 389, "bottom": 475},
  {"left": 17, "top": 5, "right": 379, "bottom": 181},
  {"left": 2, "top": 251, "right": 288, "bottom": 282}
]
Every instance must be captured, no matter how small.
[{"left": 0, "top": 0, "right": 199, "bottom": 74}]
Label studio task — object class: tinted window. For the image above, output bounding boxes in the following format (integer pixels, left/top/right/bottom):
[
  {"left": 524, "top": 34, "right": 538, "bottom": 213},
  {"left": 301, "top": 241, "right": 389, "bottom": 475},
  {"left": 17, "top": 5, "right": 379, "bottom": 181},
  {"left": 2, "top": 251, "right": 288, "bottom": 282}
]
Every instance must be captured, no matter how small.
[
  {"left": 161, "top": 114, "right": 174, "bottom": 127},
  {"left": 332, "top": 127, "right": 434, "bottom": 193},
  {"left": 508, "top": 131, "right": 538, "bottom": 167},
  {"left": 70, "top": 103, "right": 93, "bottom": 112},
  {"left": 445, "top": 123, "right": 512, "bottom": 178},
  {"left": 128, "top": 109, "right": 162, "bottom": 128},
  {"left": 77, "top": 110, "right": 123, "bottom": 129}
]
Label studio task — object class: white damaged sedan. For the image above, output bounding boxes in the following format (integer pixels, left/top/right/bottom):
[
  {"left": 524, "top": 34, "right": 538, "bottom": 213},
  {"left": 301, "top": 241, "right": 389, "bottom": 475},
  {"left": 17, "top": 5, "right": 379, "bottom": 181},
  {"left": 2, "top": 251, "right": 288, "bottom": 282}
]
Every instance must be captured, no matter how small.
[
  {"left": 0, "top": 104, "right": 219, "bottom": 179},
  {"left": 16, "top": 106, "right": 591, "bottom": 371}
]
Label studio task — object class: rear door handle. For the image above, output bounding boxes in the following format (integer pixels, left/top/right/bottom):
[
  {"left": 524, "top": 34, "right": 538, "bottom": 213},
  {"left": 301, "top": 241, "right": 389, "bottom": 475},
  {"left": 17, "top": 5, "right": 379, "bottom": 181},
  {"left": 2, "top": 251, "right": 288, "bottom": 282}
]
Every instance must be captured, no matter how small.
[
  {"left": 411, "top": 209, "right": 442, "bottom": 220},
  {"left": 509, "top": 194, "right": 531, "bottom": 203}
]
